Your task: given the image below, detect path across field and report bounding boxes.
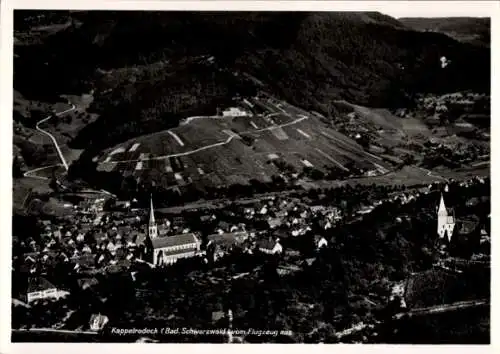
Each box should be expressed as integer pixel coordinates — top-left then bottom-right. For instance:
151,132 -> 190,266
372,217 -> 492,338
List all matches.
101,114 -> 310,165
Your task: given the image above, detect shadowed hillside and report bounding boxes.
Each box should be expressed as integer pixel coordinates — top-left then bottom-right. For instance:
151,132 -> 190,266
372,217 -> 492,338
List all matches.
14,11 -> 490,153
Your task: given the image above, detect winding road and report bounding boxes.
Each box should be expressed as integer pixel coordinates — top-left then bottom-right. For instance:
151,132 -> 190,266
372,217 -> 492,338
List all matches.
22,102 -> 75,179
23,163 -> 63,180
393,299 -> 489,320
35,103 -> 75,171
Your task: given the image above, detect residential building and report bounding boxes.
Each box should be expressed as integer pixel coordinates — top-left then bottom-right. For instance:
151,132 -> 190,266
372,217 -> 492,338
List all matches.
206,231 -> 249,261
89,313 -> 109,332
222,107 -> 250,117
207,231 -> 249,245
257,237 -> 283,255
277,264 -> 301,276
24,277 -> 60,303
77,277 -> 98,291
315,236 -> 328,249
310,205 -> 326,213
267,217 -> 283,229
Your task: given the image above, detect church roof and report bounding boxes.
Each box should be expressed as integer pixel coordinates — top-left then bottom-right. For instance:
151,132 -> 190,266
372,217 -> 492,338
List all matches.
207,231 -> 249,245
314,235 -> 327,243
151,233 -> 199,249
257,238 -> 279,250
27,276 -> 56,293
77,277 -> 99,289
72,253 -> 96,268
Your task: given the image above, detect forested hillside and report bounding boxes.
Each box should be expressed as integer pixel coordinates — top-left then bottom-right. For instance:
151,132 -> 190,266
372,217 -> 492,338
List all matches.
14,11 -> 490,153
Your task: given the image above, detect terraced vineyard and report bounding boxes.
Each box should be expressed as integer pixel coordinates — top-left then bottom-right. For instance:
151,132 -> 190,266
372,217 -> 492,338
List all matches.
95,98 -> 394,189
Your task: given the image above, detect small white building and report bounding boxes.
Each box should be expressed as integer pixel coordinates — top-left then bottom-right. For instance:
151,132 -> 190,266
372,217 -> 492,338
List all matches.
315,236 -> 328,249
90,313 -> 109,332
222,107 -> 250,117
257,238 -> 283,255
25,277 -> 60,303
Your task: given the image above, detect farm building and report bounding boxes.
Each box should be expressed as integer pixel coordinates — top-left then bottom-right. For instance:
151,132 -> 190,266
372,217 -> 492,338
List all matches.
222,107 -> 250,117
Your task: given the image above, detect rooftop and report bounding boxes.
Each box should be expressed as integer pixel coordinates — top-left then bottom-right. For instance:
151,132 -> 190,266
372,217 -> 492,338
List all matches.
27,277 -> 56,293
257,238 -> 279,250
151,233 -> 199,250
208,231 -> 249,245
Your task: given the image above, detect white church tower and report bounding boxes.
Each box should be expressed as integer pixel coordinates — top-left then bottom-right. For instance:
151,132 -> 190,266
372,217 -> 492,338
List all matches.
437,193 -> 455,241
148,195 -> 158,239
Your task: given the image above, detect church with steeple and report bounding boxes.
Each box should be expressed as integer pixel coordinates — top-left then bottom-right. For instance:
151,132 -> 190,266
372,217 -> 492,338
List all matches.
437,192 -> 456,242
143,195 -> 201,267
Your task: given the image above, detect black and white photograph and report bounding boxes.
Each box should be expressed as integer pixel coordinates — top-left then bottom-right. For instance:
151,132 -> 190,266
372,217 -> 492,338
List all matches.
3,0 -> 495,348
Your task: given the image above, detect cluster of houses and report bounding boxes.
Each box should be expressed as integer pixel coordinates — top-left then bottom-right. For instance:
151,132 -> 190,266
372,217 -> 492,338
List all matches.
14,192 -> 344,307
417,92 -> 488,116
139,195 -> 337,267
13,176 -> 489,312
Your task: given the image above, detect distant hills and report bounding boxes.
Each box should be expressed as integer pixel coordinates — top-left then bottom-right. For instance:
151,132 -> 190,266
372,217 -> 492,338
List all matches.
14,11 -> 490,153
399,17 -> 490,47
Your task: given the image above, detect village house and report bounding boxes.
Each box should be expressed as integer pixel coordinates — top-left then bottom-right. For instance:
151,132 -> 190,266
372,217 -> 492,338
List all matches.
310,205 -> 326,214
315,235 -> 328,249
23,276 -> 65,303
77,277 -> 99,291
208,231 -> 249,245
267,217 -> 283,229
275,209 -> 288,218
277,264 -> 301,276
222,107 -> 250,117
72,253 -> 96,271
303,257 -> 317,267
89,313 -> 109,332
257,237 -> 283,255
206,231 -> 250,261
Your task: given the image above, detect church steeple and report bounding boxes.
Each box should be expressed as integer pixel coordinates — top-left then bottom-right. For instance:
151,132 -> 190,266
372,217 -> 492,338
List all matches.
438,193 -> 447,214
149,195 -> 156,225
148,195 -> 158,239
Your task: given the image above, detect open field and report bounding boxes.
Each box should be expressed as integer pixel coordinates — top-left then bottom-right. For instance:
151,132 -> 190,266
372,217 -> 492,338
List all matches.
337,101 -> 432,138
12,177 -> 54,212
436,163 -> 490,180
